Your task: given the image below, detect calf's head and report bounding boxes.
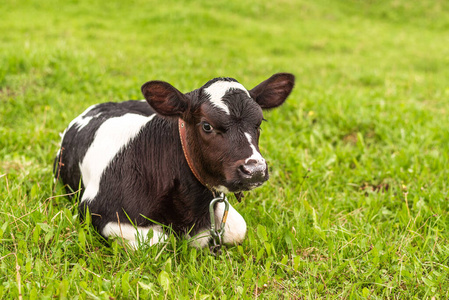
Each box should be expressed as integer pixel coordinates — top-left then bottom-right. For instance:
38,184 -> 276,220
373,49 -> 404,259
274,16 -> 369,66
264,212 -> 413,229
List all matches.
142,73 -> 294,193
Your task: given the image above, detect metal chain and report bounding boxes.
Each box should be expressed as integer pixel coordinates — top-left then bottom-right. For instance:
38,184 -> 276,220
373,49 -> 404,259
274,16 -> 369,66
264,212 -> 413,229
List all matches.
209,193 -> 230,255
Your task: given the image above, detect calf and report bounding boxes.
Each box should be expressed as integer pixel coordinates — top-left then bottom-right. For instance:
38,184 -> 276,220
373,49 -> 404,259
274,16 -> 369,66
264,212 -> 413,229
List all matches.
54,73 -> 294,248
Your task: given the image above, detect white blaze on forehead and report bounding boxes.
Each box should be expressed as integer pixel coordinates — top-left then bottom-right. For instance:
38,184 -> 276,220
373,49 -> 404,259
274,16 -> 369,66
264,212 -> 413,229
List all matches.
244,133 -> 265,164
80,113 -> 156,203
204,81 -> 250,115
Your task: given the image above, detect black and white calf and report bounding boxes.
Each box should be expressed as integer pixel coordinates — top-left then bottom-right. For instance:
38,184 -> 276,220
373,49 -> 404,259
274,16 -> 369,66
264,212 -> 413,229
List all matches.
54,73 -> 295,248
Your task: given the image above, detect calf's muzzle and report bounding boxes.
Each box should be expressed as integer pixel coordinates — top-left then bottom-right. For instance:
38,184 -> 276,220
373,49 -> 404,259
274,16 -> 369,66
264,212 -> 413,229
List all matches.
237,159 -> 268,184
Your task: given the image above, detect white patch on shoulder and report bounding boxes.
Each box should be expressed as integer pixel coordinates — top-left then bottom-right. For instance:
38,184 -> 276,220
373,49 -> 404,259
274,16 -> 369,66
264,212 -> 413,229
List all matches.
204,81 -> 250,115
80,113 -> 156,202
102,222 -> 167,249
244,132 -> 265,164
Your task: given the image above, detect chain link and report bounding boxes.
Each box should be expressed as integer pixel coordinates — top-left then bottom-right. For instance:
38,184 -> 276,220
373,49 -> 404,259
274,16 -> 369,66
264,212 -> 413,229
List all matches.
209,193 -> 230,255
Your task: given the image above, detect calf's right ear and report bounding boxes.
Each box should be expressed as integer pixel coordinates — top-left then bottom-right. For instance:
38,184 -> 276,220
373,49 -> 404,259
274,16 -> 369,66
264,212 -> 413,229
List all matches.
141,81 -> 189,117
249,73 -> 295,109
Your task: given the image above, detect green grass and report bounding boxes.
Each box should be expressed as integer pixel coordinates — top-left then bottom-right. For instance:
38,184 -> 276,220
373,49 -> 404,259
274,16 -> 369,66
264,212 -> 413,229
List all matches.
1,0 -> 449,298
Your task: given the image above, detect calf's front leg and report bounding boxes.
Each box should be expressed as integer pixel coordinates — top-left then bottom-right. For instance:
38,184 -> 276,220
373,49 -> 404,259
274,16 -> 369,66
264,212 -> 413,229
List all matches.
190,202 -> 247,248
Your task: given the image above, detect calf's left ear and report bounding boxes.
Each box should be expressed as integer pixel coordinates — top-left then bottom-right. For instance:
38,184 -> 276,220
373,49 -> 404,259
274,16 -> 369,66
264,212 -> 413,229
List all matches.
249,73 -> 295,109
141,81 -> 189,117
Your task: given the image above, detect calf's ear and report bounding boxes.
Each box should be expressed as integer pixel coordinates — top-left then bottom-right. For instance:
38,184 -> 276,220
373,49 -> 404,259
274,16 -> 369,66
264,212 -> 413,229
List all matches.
249,73 -> 295,109
141,81 -> 189,117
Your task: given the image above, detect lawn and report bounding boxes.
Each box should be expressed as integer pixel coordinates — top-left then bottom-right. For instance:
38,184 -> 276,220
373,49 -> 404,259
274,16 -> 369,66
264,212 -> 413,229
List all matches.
1,0 -> 449,298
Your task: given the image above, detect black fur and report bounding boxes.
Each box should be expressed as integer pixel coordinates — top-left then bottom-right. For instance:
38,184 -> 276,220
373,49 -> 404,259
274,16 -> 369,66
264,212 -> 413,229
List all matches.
55,102 -> 213,236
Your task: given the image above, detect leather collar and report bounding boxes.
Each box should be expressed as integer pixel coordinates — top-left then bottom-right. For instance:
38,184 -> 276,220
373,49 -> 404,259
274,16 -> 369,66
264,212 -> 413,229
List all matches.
178,118 -> 210,189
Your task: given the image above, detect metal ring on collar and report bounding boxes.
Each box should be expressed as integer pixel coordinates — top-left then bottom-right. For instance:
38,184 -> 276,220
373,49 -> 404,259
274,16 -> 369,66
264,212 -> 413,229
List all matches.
209,193 -> 230,249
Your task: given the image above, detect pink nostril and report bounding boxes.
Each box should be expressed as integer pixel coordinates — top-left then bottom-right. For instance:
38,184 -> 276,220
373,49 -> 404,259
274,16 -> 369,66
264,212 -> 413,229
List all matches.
239,164 -> 252,175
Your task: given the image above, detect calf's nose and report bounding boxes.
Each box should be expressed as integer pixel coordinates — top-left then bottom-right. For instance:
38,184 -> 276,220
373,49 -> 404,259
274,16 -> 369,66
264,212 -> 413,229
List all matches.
238,159 -> 266,179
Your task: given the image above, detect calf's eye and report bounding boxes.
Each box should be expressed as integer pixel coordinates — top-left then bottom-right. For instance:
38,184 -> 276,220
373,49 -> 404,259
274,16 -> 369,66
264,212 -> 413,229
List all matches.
202,122 -> 213,133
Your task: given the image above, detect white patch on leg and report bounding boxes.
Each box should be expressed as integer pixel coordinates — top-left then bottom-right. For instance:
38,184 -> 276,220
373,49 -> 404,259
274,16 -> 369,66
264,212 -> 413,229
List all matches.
204,81 -> 250,115
102,222 -> 167,249
80,113 -> 156,203
188,202 -> 247,248
244,132 -> 265,164
188,231 -> 212,248
215,201 -> 247,245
